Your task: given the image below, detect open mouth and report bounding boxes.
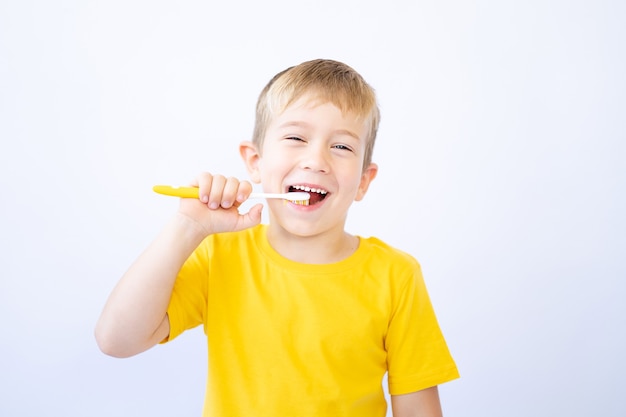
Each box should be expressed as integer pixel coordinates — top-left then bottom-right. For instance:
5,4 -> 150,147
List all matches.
288,185 -> 329,205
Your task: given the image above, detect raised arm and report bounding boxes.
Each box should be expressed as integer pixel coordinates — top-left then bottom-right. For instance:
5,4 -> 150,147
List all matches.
94,173 -> 262,358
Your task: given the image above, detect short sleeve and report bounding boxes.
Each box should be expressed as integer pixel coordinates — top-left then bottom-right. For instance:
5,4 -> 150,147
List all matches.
161,238 -> 210,343
385,260 -> 459,395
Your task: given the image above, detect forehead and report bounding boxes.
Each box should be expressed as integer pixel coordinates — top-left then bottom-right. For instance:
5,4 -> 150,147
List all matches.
268,96 -> 368,138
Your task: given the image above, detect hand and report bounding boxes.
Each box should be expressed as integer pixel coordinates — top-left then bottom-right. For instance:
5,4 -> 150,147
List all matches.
177,172 -> 263,236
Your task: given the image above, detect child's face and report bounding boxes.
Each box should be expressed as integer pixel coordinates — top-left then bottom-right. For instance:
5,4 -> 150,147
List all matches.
242,96 -> 378,238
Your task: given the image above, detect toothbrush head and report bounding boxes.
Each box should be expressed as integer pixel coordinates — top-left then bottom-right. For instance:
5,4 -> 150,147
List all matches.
285,192 -> 310,205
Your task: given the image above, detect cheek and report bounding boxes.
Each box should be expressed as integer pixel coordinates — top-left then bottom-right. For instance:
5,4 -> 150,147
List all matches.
259,155 -> 290,180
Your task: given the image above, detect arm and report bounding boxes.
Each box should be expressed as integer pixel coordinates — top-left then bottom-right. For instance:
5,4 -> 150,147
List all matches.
391,386 -> 443,417
94,173 -> 262,358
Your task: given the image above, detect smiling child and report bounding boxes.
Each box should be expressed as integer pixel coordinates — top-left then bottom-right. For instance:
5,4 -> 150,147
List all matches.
95,58 -> 459,417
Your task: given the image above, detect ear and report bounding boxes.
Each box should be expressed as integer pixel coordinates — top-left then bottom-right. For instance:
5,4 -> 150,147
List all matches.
355,162 -> 378,201
239,141 -> 262,184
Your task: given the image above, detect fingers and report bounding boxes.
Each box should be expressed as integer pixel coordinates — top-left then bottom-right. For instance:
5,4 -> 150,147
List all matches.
206,175 -> 227,209
194,172 -> 253,209
179,173 -> 262,236
234,180 -> 253,206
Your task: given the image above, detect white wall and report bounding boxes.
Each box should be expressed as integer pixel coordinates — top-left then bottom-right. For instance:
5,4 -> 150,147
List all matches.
1,1 -> 624,416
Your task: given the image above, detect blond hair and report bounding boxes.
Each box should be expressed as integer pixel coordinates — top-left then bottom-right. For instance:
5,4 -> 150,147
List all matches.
252,59 -> 380,169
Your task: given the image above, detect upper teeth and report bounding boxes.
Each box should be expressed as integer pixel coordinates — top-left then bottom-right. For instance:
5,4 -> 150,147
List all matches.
292,185 -> 327,194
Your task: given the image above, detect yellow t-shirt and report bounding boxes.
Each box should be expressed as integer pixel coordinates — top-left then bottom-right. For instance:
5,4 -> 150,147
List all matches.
165,224 -> 458,416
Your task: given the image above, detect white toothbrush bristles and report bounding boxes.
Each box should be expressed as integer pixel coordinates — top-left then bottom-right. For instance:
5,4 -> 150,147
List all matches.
286,192 -> 310,205
250,191 -> 310,205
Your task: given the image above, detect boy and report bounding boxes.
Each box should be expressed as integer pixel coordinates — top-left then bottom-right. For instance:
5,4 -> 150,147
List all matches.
95,59 -> 459,416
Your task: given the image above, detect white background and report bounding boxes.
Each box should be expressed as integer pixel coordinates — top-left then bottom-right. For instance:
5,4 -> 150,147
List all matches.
1,1 -> 624,416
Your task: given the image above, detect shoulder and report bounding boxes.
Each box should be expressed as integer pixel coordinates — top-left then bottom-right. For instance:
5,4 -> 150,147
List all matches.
190,225 -> 266,262
202,224 -> 265,246
356,236 -> 425,293
359,236 -> 422,271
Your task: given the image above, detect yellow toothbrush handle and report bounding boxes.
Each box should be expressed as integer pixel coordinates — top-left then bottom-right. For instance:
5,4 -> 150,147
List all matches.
153,185 -> 200,198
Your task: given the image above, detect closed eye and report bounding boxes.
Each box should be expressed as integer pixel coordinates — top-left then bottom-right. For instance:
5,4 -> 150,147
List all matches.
332,144 -> 354,152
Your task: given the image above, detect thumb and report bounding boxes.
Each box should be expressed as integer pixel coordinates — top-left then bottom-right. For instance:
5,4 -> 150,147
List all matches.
235,203 -> 263,231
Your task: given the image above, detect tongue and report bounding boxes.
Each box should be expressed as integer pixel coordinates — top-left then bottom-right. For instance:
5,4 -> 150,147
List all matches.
308,192 -> 325,205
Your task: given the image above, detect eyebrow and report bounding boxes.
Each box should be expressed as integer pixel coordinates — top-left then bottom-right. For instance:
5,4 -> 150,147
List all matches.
278,121 -> 361,140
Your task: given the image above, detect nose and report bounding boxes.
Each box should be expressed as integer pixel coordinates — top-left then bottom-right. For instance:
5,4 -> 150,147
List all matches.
301,143 -> 330,173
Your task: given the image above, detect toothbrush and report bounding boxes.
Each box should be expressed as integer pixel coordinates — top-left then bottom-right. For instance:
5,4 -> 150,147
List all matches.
152,185 -> 310,205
